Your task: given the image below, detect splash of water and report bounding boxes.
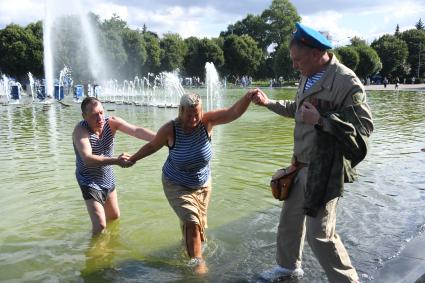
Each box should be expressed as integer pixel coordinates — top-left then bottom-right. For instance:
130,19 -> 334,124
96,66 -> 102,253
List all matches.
162,71 -> 185,107
28,72 -> 35,101
43,0 -> 54,97
43,0 -> 108,99
75,1 -> 108,82
0,75 -> 10,103
205,62 -> 221,111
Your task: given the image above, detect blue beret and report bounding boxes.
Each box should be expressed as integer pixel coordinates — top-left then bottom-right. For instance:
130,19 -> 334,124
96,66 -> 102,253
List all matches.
293,22 -> 333,50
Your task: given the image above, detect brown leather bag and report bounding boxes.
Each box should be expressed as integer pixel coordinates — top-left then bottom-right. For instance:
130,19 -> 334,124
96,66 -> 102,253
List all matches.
270,164 -> 299,201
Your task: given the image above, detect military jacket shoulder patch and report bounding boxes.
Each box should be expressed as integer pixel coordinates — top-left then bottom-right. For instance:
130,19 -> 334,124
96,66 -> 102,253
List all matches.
352,92 -> 366,104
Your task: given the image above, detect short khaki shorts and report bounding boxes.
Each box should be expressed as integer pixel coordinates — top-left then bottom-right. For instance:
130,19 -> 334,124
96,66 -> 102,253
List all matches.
162,174 -> 211,241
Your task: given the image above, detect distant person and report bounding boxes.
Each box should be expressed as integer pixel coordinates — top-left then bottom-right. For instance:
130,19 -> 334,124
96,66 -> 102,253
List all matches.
412,76 -> 416,84
73,97 -> 155,236
252,22 -> 373,283
383,77 -> 388,88
395,77 -> 400,90
129,91 -> 256,275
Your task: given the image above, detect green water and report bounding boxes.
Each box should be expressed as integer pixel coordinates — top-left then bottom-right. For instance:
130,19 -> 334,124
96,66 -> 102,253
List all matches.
0,88 -> 424,282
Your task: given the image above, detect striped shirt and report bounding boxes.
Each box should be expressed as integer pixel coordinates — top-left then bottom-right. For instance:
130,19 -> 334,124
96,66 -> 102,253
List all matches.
162,119 -> 212,188
74,117 -> 115,190
304,70 -> 326,92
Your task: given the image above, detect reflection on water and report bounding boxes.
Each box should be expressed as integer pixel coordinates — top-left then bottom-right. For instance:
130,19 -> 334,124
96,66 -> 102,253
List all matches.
0,89 -> 424,282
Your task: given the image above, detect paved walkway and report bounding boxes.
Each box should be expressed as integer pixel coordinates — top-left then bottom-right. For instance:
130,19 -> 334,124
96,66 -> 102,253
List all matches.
364,83 -> 425,91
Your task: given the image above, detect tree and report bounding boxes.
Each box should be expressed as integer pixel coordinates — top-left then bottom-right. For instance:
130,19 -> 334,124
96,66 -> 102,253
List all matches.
416,18 -> 425,30
355,45 -> 382,80
400,29 -> 425,77
0,23 -> 43,81
142,31 -> 161,74
221,14 -> 269,52
98,21 -> 126,80
160,33 -> 187,72
350,36 -> 367,46
222,34 -> 262,77
371,34 -> 408,77
261,0 -> 301,49
121,29 -> 147,78
334,46 -> 360,72
273,41 -> 297,80
395,24 -> 400,37
25,21 -> 44,77
184,37 -> 224,78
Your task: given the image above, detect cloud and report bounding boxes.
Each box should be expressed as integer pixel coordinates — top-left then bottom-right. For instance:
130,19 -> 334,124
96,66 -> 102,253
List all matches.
0,0 -> 43,27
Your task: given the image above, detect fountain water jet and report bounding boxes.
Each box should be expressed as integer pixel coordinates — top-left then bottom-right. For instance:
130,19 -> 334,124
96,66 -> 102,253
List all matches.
205,62 -> 222,111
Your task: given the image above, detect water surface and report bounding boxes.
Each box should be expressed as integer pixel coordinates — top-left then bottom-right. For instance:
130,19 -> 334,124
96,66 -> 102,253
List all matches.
0,88 -> 424,282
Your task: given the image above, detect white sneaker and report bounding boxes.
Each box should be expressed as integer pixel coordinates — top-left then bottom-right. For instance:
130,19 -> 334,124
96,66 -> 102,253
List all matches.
259,265 -> 304,281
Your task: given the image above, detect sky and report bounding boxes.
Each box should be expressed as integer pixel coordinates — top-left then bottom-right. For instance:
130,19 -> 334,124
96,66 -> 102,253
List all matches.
1,0 -> 425,47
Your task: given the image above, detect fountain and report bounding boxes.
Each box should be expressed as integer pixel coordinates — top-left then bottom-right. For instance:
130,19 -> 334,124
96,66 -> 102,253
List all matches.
43,0 -> 108,100
205,62 -> 222,111
0,75 -> 10,104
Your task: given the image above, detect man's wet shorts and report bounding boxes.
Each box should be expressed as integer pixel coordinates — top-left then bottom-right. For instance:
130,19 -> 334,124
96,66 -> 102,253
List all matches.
80,185 -> 115,205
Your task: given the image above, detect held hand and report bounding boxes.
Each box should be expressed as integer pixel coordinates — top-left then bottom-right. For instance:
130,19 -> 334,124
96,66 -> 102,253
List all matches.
300,101 -> 320,125
251,89 -> 269,106
118,153 -> 134,168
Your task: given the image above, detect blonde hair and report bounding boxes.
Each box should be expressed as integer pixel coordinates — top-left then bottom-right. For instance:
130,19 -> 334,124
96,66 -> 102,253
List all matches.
178,93 -> 201,118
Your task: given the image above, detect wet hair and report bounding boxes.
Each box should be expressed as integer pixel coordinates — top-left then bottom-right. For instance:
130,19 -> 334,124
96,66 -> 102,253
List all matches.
81,97 -> 100,114
178,93 -> 201,118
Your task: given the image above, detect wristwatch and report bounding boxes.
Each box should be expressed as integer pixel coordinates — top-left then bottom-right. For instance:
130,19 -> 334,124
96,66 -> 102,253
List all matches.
314,116 -> 323,130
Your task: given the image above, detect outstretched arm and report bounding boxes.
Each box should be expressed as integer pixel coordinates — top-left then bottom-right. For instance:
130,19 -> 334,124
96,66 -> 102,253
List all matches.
203,89 -> 257,129
109,116 -> 156,141
73,124 -> 132,167
129,121 -> 173,163
252,88 -> 297,118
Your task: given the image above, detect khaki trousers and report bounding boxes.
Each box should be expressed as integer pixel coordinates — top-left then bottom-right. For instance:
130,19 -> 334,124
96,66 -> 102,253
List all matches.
276,167 -> 359,283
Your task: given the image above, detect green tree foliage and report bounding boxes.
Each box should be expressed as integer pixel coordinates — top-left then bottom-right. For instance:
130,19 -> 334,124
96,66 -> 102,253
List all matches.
121,29 -> 147,78
221,14 -> 269,52
183,37 -> 224,78
334,46 -> 359,72
222,34 -> 262,76
261,0 -> 301,49
395,24 -> 400,37
0,23 -> 43,80
160,33 -> 187,72
371,34 -> 408,77
400,29 -> 425,77
350,36 -> 367,46
273,42 -> 297,80
255,57 -> 274,80
142,31 -> 161,75
25,21 -> 44,77
416,18 -> 425,30
99,15 -> 128,80
355,45 -> 382,79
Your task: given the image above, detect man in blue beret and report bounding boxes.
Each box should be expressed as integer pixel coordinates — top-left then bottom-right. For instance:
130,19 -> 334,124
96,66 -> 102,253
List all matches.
252,22 -> 373,283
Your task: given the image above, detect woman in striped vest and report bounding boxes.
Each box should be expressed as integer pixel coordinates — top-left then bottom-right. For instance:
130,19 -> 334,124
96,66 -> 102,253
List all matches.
130,90 -> 257,275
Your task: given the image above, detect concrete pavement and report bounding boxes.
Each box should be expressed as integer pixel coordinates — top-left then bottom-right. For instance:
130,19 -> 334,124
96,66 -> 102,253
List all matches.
364,83 -> 425,91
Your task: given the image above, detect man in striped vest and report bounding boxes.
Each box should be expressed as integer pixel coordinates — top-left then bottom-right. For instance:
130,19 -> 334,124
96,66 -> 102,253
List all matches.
73,97 -> 155,235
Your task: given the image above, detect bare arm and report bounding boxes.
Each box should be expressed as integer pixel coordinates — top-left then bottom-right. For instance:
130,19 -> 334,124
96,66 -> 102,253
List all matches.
73,124 -> 130,167
129,121 -> 173,163
202,89 -> 255,129
108,116 -> 156,141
